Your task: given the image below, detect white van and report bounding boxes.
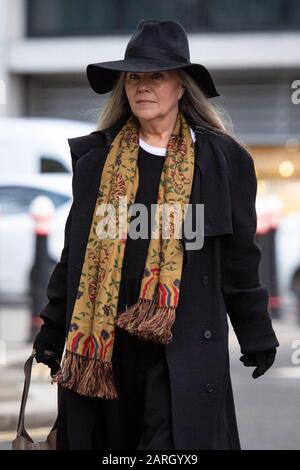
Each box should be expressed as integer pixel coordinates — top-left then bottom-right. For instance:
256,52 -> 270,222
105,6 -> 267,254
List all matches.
275,210 -> 300,318
0,117 -> 93,175
0,117 -> 93,306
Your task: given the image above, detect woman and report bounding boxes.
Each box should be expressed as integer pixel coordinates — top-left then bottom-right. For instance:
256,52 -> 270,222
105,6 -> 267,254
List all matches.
33,19 -> 279,450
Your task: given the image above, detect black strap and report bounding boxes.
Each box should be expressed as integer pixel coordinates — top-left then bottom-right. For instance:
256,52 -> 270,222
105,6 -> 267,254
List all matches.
16,352 -> 58,440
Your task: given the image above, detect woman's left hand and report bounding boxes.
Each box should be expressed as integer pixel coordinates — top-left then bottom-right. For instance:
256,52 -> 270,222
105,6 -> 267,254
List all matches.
239,347 -> 277,379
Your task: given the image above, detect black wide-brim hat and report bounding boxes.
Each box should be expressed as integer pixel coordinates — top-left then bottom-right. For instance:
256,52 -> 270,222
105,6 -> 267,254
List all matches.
86,20 -> 220,99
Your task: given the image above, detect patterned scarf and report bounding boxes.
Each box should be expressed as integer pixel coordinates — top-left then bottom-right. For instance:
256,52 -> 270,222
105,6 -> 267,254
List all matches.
53,110 -> 194,398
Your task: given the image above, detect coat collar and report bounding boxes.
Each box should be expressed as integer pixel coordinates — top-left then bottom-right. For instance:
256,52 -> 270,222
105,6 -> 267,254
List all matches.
68,113 -> 233,240
68,111 -> 202,158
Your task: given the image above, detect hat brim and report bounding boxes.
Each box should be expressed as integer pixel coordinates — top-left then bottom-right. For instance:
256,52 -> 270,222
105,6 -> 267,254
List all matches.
86,58 -> 220,98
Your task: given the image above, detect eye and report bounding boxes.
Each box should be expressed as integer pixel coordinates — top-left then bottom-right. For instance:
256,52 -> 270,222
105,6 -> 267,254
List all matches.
128,73 -> 139,80
152,72 -> 163,79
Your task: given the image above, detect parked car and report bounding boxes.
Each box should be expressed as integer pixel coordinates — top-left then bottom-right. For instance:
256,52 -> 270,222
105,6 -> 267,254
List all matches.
0,117 -> 93,175
0,174 -> 72,305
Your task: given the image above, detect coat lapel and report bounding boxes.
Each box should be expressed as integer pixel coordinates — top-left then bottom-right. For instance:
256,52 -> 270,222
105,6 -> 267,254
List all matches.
193,128 -> 233,237
69,146 -> 108,273
181,124 -> 233,252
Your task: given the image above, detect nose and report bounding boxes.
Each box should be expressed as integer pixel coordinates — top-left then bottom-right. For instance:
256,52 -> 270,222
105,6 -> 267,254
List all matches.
137,81 -> 149,92
136,75 -> 151,90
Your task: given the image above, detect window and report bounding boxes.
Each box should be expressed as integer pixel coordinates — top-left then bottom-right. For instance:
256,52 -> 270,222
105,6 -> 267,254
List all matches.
40,156 -> 68,173
27,0 -> 300,37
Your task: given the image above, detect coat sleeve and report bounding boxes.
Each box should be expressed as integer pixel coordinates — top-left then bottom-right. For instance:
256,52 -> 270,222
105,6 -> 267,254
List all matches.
39,150 -> 78,332
221,138 -> 279,354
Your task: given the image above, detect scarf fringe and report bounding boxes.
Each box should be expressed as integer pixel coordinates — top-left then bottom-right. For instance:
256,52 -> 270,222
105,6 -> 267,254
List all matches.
115,298 -> 176,344
51,349 -> 118,399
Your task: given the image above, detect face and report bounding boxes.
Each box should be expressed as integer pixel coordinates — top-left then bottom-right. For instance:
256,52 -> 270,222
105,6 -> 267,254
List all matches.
124,70 -> 185,123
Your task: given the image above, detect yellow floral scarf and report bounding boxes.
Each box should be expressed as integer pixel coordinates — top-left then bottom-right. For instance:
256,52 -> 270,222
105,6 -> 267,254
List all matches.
54,110 -> 194,398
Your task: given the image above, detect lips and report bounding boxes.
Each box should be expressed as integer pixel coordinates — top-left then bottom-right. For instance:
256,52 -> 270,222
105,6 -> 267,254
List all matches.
137,100 -> 154,103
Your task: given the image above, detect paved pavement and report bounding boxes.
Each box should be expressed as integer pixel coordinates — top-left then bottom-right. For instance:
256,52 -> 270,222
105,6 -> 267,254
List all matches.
0,342 -> 57,438
230,314 -> 300,450
0,306 -> 300,450
0,306 -> 57,449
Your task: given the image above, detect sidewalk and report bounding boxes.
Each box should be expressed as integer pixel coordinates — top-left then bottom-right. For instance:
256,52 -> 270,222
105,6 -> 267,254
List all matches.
0,342 -> 57,432
0,306 -> 57,433
0,307 -> 298,434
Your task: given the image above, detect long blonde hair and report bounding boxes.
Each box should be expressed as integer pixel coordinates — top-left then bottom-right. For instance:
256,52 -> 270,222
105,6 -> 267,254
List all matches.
95,70 -> 240,143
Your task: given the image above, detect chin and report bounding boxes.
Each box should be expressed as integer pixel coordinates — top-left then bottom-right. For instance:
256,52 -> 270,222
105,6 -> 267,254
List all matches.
133,109 -> 160,121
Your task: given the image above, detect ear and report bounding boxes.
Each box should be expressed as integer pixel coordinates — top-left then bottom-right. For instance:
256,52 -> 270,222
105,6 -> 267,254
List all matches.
179,87 -> 186,99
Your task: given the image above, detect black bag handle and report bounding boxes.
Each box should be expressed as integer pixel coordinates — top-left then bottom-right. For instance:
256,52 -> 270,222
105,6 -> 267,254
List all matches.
16,351 -> 60,440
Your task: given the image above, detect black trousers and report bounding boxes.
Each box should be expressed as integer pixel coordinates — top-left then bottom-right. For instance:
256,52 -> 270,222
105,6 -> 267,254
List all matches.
57,325 -> 175,450
136,335 -> 175,450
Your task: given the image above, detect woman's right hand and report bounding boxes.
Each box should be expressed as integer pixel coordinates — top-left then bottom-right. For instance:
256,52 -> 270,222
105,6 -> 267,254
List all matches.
33,321 -> 66,376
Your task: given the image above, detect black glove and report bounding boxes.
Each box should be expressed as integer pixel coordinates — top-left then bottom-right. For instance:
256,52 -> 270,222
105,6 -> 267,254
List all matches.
239,347 -> 277,379
33,321 -> 66,376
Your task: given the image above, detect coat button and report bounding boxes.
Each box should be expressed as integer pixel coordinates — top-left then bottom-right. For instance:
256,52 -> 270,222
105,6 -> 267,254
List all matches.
205,384 -> 214,393
203,330 -> 212,339
201,275 -> 208,285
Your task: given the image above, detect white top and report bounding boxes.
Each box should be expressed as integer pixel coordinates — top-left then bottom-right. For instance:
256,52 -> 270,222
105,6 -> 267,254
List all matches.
139,127 -> 196,156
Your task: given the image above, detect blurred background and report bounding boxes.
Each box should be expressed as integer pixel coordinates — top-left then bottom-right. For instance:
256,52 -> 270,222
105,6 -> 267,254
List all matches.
0,0 -> 300,450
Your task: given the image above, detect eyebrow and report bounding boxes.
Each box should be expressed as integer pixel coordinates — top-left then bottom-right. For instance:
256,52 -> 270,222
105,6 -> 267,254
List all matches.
127,71 -> 164,77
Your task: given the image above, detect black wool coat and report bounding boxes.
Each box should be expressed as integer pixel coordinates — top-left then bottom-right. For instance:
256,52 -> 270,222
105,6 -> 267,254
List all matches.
40,113 -> 279,450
